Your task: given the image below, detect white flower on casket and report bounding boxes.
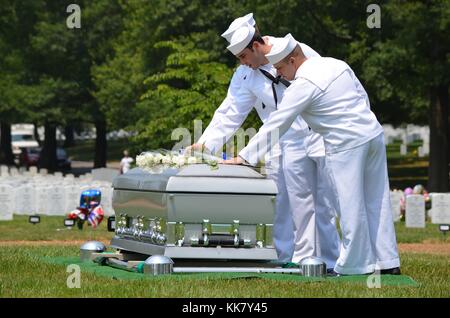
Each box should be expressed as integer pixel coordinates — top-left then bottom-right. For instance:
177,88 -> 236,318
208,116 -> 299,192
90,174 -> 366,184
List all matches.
136,150 -> 219,170
161,155 -> 172,165
187,156 -> 198,164
136,154 -> 145,167
137,153 -> 153,167
172,155 -> 186,167
153,153 -> 164,164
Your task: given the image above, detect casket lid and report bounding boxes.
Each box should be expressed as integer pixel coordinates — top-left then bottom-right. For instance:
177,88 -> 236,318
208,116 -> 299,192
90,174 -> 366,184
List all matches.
112,167 -> 179,191
112,164 -> 271,193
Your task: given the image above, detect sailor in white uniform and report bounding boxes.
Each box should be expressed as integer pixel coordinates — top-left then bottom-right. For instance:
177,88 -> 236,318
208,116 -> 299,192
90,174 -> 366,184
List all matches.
190,15 -> 340,268
226,33 -> 400,275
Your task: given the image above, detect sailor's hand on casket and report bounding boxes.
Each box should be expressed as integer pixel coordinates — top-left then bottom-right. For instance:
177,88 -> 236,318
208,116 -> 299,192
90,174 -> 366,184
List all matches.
184,143 -> 210,156
220,156 -> 245,165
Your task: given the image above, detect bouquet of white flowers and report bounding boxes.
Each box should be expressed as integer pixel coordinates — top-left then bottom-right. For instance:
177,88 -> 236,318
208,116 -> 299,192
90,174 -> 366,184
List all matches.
136,149 -> 219,172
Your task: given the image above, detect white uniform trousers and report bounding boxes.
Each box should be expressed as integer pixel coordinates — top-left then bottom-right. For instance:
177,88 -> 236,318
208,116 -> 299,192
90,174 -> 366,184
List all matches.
282,138 -> 341,268
305,133 -> 341,269
264,145 -> 294,263
326,133 -> 400,274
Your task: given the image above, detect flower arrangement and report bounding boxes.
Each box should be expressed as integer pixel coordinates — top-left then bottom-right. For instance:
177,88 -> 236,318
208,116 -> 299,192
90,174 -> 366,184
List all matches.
136,149 -> 219,172
397,184 -> 431,221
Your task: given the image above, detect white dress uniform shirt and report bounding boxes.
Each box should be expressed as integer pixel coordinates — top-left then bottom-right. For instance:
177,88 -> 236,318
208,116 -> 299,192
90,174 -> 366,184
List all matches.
239,57 -> 384,165
238,56 -> 399,274
197,40 -> 320,154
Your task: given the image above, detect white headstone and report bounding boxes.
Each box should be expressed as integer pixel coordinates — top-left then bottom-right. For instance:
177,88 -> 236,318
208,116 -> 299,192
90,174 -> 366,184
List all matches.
0,184 -> 14,220
430,193 -> 450,224
29,166 -> 38,176
35,185 -> 50,215
39,168 -> 48,175
0,166 -> 9,177
54,172 -> 63,179
400,144 -> 407,156
64,185 -> 82,213
84,173 -> 93,181
47,186 -> 66,215
10,167 -> 19,176
99,184 -> 114,216
422,140 -> 430,156
390,191 -> 403,222
15,184 -> 36,215
418,146 -> 425,158
405,194 -> 426,228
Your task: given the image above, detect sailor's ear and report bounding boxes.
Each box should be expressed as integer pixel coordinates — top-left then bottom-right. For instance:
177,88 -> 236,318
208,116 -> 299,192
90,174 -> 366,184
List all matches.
252,41 -> 262,50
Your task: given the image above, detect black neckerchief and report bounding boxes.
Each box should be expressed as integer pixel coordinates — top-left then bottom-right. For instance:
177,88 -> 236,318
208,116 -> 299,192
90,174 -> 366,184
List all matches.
259,68 -> 291,109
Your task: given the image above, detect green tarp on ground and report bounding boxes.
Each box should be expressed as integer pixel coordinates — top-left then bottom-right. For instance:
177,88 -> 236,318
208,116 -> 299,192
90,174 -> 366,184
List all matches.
42,256 -> 419,287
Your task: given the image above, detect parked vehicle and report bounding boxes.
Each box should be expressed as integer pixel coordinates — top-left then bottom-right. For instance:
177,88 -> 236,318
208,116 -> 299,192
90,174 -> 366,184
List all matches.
11,130 -> 39,156
18,147 -> 71,170
57,147 -> 72,170
19,147 -> 41,168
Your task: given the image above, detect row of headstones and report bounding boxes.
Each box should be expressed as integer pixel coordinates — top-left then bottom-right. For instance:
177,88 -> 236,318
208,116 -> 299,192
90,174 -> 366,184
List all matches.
0,165 -> 94,180
398,143 -> 429,157
0,180 -> 114,220
0,165 -> 119,218
390,191 -> 450,227
1,165 -> 119,183
383,124 -> 429,145
383,124 -> 430,156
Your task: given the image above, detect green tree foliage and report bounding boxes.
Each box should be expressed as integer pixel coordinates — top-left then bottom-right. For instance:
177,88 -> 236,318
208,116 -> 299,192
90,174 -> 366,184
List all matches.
348,0 -> 449,190
1,1 -> 448,189
134,35 -> 233,151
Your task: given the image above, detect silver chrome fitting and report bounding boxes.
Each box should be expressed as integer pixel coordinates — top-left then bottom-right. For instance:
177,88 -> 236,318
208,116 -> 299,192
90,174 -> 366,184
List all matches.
232,220 -> 240,247
202,219 -> 211,246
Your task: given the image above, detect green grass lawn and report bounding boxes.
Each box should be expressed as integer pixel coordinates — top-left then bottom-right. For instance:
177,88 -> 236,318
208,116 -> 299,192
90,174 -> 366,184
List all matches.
0,215 -> 113,242
0,216 -> 449,297
1,245 -> 448,297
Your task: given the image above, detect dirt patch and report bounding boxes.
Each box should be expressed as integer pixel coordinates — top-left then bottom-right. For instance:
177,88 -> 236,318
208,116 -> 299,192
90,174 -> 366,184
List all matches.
0,240 -> 110,247
398,243 -> 450,256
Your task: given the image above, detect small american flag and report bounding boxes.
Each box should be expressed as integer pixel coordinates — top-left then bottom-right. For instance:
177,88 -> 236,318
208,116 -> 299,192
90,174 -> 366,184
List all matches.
88,205 -> 104,228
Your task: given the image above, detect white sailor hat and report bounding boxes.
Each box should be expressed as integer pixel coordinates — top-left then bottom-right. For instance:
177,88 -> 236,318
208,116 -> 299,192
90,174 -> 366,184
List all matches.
221,13 -> 256,42
265,33 -> 298,65
226,23 -> 256,55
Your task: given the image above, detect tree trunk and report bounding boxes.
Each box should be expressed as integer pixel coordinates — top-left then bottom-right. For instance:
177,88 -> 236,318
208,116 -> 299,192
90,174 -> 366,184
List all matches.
94,119 -> 107,168
427,85 -> 449,192
64,125 -> 75,148
0,122 -> 15,166
38,122 -> 58,172
33,123 -> 41,145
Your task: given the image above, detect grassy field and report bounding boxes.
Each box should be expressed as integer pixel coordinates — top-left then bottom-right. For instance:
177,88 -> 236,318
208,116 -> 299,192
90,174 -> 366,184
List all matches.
0,216 -> 449,298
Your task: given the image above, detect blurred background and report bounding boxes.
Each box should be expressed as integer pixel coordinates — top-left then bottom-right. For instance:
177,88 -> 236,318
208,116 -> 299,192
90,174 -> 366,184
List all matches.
0,0 -> 448,191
